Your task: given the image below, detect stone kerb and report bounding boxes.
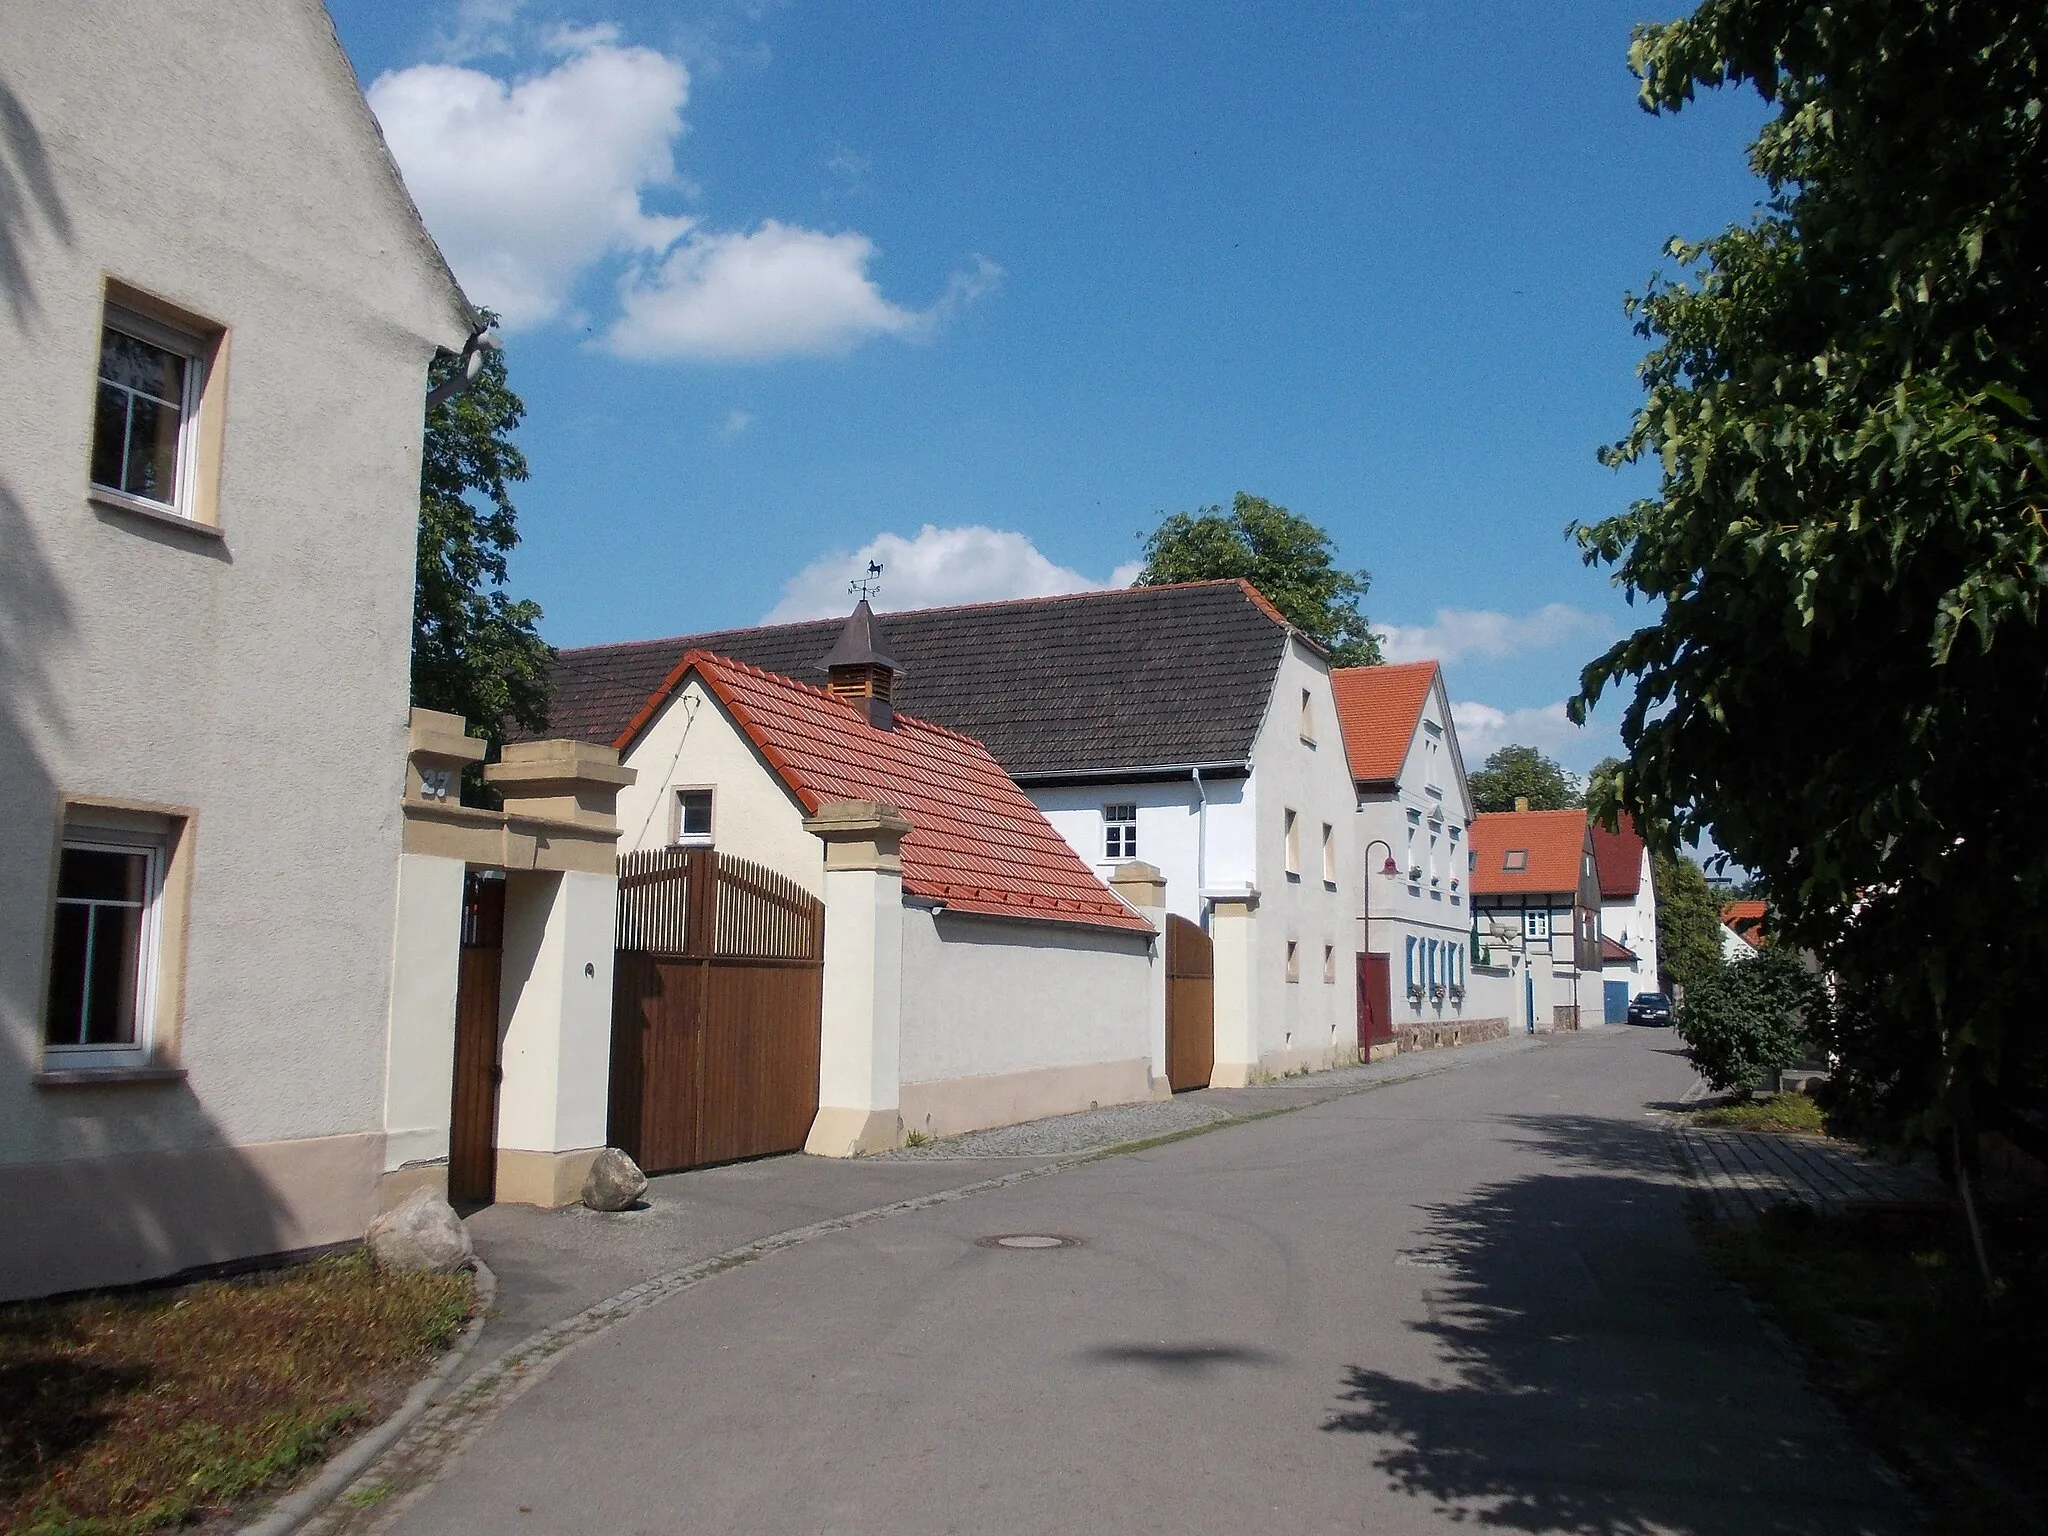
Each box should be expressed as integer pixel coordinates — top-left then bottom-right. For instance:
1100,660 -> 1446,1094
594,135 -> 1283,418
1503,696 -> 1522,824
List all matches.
802,800 -> 914,1156
1107,861 -> 1171,1099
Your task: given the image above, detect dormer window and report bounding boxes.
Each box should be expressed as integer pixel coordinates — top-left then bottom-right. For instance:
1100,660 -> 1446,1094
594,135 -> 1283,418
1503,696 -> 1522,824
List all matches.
1503,849 -> 1529,872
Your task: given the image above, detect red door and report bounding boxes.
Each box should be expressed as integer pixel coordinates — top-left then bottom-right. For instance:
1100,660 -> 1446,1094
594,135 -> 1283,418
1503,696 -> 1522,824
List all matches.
1357,953 -> 1393,1054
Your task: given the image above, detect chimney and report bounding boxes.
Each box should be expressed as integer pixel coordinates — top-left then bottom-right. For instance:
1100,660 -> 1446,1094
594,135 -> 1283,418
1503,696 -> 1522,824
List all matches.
818,598 -> 902,729
1514,796 -> 1530,813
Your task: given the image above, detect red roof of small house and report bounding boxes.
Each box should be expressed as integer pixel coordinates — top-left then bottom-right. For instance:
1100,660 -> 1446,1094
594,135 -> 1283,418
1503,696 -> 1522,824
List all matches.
1330,662 -> 1439,786
1590,813 -> 1646,901
1723,900 -> 1767,948
1471,810 -> 1590,897
647,651 -> 1151,935
1599,934 -> 1637,964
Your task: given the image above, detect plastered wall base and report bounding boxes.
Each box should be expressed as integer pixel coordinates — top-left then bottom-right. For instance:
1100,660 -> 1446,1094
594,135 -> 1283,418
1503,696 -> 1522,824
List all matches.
494,1146 -> 602,1209
376,1163 -> 448,1211
1209,1062 -> 1254,1089
806,1107 -> 902,1158
900,1058 -> 1151,1139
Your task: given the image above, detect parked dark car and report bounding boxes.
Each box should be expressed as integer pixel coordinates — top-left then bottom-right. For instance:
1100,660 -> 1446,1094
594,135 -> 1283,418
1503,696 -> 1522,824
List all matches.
1627,992 -> 1673,1025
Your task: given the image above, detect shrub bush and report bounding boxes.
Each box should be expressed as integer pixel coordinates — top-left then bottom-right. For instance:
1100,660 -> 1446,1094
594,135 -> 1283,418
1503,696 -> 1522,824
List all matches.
1677,946 -> 1819,1095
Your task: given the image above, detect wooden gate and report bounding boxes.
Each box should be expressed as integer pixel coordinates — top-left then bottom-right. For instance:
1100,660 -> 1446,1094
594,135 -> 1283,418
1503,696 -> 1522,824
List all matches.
449,872 -> 505,1204
1358,952 -> 1393,1055
609,848 -> 825,1175
1164,914 -> 1215,1092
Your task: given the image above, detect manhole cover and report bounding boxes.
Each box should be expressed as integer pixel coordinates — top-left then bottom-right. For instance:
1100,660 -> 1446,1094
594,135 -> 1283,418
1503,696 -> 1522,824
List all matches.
977,1234 -> 1080,1250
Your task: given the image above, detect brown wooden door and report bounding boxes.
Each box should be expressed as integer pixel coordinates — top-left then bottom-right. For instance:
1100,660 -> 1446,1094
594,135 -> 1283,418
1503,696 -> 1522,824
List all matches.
610,851 -> 824,1175
1358,952 -> 1393,1053
449,873 -> 505,1204
1165,914 -> 1215,1092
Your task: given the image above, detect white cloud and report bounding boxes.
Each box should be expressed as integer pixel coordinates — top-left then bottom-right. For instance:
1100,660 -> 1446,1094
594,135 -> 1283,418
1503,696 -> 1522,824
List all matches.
1379,604 -> 1607,666
606,229 -> 1000,361
370,33 -> 995,357
719,408 -> 753,435
369,40 -> 692,328
1450,699 -> 1583,762
764,525 -> 1133,622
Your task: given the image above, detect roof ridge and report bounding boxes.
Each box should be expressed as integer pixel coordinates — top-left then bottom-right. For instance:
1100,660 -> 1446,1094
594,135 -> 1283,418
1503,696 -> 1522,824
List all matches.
689,648 -> 995,752
551,577 -> 1292,660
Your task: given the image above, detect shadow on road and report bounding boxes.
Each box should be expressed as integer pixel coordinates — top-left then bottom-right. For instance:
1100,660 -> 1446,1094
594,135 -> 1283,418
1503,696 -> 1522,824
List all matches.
1318,1112 -> 1902,1536
1076,1343 -> 1281,1378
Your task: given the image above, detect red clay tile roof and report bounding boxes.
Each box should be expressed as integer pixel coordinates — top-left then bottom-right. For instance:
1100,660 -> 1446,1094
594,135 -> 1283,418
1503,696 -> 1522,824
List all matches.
1599,934 -> 1637,964
671,651 -> 1151,935
1330,662 -> 1439,786
1590,813 -> 1646,901
1471,810 -> 1591,897
1722,900 -> 1767,948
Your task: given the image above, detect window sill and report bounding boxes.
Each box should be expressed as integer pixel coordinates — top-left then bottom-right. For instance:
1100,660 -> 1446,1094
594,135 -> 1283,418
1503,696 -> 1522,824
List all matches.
34,1065 -> 189,1087
89,489 -> 224,540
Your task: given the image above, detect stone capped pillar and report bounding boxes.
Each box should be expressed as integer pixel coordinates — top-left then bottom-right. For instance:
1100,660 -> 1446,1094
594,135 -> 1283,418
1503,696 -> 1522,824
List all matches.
1107,861 -> 1171,1100
1207,890 -> 1259,1087
803,799 -> 912,1156
481,741 -> 633,1208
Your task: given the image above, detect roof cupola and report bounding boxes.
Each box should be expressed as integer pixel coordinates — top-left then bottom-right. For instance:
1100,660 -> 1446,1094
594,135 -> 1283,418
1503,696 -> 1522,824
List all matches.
818,599 -> 902,729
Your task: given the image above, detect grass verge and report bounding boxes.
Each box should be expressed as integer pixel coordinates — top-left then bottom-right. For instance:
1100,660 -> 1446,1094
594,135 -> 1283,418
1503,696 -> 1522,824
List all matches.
1,1251 -> 474,1536
1685,1091 -> 1829,1135
1697,1203 -> 2047,1534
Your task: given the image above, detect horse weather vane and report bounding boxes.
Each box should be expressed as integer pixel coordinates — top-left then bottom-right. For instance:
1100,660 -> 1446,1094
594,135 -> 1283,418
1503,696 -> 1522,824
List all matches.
849,561 -> 884,602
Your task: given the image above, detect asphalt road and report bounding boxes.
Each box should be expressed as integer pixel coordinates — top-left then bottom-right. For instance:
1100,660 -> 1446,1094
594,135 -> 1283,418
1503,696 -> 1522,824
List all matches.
390,1027 -> 1909,1535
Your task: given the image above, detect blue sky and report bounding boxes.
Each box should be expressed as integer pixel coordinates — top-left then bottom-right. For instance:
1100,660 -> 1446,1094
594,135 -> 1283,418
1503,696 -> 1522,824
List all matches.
329,0 -> 1770,774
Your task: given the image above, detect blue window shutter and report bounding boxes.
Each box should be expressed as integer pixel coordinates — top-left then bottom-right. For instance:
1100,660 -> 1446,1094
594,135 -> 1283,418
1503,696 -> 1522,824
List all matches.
1405,936 -> 1416,990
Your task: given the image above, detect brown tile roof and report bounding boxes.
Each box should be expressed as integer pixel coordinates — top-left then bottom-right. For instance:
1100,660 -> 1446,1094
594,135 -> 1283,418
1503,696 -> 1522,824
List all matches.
1590,813 -> 1646,901
1471,809 -> 1590,897
1722,900 -> 1768,948
1330,662 -> 1438,786
535,580 -> 1294,779
673,651 -> 1151,934
1599,934 -> 1637,964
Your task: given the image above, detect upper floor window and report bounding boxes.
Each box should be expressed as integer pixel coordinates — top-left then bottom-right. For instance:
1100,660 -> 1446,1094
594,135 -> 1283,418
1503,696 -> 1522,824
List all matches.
1321,823 -> 1335,886
1299,689 -> 1316,744
1523,908 -> 1551,941
1323,943 -> 1336,984
88,289 -> 227,527
1503,849 -> 1529,872
1104,803 -> 1138,861
675,788 -> 714,846
1285,939 -> 1301,983
1284,808 -> 1300,878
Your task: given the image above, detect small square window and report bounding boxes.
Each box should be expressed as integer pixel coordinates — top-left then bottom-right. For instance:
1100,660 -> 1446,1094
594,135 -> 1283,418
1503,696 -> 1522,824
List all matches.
1104,803 -> 1138,861
1503,849 -> 1529,872
44,833 -> 167,1068
1286,939 -> 1300,983
675,788 -> 714,845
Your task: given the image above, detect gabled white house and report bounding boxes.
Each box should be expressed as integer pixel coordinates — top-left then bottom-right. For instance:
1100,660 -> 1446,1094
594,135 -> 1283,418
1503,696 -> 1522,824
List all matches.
1331,662 -> 1509,1054
540,581 -> 1366,1084
1591,814 -> 1661,1021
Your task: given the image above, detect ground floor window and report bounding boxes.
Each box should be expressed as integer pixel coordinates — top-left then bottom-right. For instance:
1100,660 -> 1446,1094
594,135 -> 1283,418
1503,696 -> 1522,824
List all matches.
44,832 -> 165,1067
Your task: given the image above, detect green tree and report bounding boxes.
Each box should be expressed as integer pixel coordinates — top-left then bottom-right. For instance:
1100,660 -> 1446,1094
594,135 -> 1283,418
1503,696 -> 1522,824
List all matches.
1677,944 -> 1818,1097
413,326 -> 552,751
1468,745 -> 1580,813
1652,849 -> 1727,999
1572,2 -> 2048,1160
1136,493 -> 1383,665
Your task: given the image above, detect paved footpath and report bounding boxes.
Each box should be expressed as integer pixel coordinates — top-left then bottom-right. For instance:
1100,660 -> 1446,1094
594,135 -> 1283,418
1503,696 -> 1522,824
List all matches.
344,1028 -> 1912,1535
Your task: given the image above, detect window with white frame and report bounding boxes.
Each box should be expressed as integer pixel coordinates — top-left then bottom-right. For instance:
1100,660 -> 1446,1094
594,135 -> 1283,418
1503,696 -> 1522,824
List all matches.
1284,808 -> 1300,878
674,788 -> 714,845
44,833 -> 166,1067
91,312 -> 204,515
1103,803 -> 1138,861
1523,908 -> 1551,941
